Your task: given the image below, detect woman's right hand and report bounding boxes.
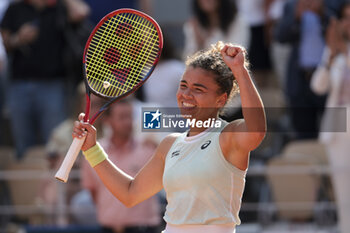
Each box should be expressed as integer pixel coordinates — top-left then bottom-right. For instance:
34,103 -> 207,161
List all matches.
72,113 -> 97,151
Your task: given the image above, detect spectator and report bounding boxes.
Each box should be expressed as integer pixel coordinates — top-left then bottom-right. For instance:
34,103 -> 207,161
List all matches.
274,0 -> 329,139
238,0 -> 273,87
311,3 -> 350,232
182,0 -> 249,59
266,0 -> 290,88
81,99 -> 161,233
0,0 -> 90,159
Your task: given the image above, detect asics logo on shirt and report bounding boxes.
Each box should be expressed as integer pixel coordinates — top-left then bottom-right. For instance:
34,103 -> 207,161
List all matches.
171,150 -> 180,158
201,140 -> 211,150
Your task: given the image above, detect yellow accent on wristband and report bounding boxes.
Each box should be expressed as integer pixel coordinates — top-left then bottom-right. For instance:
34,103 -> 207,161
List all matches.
83,142 -> 108,167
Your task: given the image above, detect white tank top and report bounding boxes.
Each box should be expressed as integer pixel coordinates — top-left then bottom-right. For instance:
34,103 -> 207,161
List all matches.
163,120 -> 247,226
162,223 -> 236,233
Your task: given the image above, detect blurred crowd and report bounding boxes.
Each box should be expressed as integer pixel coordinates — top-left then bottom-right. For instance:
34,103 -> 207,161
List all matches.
0,0 -> 350,233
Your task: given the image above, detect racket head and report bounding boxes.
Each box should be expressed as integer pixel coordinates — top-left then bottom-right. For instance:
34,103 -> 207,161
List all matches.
83,8 -> 163,101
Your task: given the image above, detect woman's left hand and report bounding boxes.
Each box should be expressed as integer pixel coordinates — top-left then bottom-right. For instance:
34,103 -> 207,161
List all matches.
220,45 -> 246,73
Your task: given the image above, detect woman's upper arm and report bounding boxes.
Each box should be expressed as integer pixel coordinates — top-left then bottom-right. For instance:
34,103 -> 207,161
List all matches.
219,120 -> 264,170
128,133 -> 179,206
225,120 -> 265,151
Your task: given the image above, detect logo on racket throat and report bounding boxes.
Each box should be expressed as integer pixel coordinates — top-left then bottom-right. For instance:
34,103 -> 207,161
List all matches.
143,109 -> 162,129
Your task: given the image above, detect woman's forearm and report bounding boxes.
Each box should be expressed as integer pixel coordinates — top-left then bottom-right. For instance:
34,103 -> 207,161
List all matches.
234,67 -> 266,133
82,140 -> 165,208
83,143 -> 135,206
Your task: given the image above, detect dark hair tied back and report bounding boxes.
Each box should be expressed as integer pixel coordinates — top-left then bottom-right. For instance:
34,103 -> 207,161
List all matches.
185,41 -> 249,104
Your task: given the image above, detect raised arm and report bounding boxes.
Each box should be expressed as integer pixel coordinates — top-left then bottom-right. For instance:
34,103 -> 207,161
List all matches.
73,114 -> 177,207
220,45 -> 266,165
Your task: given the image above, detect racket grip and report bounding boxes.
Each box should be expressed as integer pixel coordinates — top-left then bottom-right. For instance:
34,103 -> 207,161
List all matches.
55,136 -> 86,183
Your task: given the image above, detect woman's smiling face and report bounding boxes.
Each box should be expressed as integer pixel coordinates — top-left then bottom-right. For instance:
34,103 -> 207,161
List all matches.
176,66 -> 227,120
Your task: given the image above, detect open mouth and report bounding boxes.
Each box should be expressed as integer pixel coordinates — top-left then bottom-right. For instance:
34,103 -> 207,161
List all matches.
182,102 -> 196,108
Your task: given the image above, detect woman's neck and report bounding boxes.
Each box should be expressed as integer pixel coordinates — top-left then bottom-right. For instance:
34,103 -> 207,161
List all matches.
187,127 -> 207,137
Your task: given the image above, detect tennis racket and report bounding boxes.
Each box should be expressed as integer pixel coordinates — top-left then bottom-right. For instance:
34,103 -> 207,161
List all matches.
55,8 -> 163,182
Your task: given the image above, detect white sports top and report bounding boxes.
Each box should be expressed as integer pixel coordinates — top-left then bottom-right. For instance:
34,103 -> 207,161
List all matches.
162,120 -> 247,227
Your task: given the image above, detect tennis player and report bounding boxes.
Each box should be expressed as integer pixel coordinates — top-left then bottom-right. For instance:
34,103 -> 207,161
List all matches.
73,42 -> 266,233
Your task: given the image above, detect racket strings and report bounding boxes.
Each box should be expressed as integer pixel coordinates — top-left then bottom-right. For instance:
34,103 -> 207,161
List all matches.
85,12 -> 161,97
106,14 -> 159,85
93,15 -> 159,92
102,15 -> 156,95
87,17 -> 132,95
92,17 -> 133,96
88,20 -> 156,96
87,16 -> 137,94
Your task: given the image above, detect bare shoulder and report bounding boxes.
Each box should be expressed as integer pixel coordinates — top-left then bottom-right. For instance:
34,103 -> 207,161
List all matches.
156,133 -> 182,161
220,118 -> 263,149
220,116 -> 265,157
220,119 -> 246,142
223,119 -> 245,132
161,133 -> 182,144
219,120 -> 250,171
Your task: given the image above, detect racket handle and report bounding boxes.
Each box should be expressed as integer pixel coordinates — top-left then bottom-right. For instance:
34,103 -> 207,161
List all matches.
55,136 -> 86,183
